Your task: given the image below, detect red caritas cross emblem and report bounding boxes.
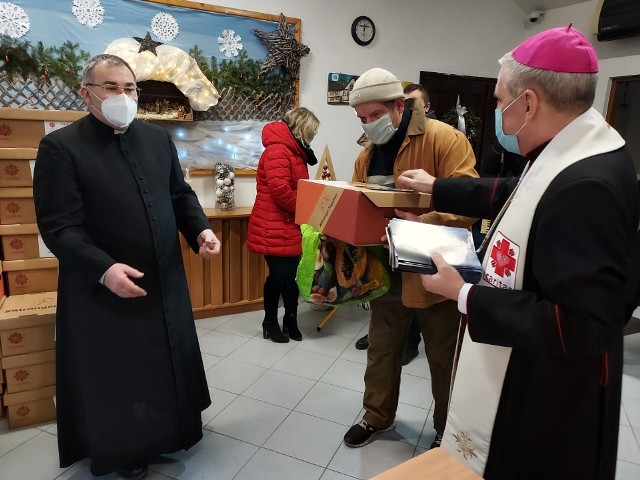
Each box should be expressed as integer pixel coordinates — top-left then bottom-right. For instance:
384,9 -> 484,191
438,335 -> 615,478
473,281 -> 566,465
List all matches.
16,405 -> 31,417
8,331 -> 24,344
483,231 -> 520,290
15,273 -> 28,286
4,164 -> 19,176
490,238 -> 517,277
10,238 -> 23,250
14,369 -> 29,382
6,201 -> 20,214
0,124 -> 12,136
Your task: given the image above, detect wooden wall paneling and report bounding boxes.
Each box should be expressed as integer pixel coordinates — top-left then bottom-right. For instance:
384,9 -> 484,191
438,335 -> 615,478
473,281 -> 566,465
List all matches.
210,218 -> 225,306
241,219 -> 249,300
222,220 -> 231,303
227,218 -> 243,304
188,240 -> 204,308
248,251 -> 266,300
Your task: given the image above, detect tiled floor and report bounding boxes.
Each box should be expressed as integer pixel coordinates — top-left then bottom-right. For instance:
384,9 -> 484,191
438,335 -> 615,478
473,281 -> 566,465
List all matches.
1,303 -> 640,480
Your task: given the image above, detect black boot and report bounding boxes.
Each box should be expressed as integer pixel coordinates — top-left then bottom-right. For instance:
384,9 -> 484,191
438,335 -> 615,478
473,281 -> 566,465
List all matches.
282,312 -> 302,341
262,320 -> 289,343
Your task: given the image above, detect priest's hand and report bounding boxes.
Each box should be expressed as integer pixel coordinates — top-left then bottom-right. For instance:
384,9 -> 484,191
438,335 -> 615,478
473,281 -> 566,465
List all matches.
397,169 -> 436,193
103,263 -> 148,298
198,229 -> 221,259
420,252 -> 465,301
393,208 -> 422,222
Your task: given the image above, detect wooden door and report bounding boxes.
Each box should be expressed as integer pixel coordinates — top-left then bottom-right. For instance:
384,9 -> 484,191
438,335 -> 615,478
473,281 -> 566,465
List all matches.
419,71 -> 497,165
606,75 -> 640,175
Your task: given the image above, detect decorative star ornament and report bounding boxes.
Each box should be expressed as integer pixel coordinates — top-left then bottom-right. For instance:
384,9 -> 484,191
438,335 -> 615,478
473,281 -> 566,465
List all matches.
133,32 -> 163,55
253,13 -> 310,80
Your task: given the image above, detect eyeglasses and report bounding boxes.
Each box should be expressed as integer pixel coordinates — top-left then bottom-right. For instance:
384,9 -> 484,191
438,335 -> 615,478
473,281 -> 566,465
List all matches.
85,83 -> 141,97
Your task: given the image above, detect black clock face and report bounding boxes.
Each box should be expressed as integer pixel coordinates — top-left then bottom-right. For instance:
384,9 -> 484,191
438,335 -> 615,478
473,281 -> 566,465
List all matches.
351,16 -> 375,46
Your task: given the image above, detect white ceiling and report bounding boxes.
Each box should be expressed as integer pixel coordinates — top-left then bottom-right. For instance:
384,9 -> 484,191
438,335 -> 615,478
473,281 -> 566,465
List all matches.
513,0 -> 591,13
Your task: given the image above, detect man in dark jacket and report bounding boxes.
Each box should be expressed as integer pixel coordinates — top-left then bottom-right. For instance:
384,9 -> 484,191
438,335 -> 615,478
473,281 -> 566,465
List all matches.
33,54 -> 220,479
397,26 -> 638,480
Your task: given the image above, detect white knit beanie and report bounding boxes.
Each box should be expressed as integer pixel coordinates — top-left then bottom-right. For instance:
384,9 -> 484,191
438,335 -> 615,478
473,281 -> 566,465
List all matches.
348,67 -> 404,107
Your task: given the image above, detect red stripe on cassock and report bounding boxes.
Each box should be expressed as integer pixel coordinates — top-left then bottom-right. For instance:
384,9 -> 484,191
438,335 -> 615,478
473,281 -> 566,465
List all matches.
555,304 -> 568,357
489,178 -> 500,217
600,353 -> 609,387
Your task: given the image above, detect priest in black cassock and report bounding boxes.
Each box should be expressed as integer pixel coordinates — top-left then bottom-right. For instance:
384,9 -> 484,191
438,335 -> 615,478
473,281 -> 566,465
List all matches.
33,54 -> 221,479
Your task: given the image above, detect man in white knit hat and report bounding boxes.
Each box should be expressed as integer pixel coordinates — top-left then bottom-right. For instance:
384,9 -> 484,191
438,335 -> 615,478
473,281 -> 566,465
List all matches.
343,67 -> 479,448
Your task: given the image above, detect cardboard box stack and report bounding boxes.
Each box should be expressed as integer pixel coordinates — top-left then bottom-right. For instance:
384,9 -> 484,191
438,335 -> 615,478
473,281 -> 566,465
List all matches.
0,108 -> 84,427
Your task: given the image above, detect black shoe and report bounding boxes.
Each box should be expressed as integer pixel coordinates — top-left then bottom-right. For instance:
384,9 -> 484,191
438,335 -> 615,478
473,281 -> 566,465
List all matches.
282,312 -> 302,341
343,420 -> 395,447
262,321 -> 289,343
429,433 -> 443,449
116,464 -> 148,479
355,334 -> 369,350
402,348 -> 419,366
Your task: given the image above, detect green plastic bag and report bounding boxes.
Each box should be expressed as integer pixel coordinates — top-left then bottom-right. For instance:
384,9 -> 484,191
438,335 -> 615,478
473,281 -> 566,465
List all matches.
297,224 -> 390,306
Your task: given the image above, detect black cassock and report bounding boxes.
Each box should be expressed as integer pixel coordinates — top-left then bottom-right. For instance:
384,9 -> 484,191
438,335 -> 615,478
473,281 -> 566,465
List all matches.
34,114 -> 211,475
434,148 -> 639,480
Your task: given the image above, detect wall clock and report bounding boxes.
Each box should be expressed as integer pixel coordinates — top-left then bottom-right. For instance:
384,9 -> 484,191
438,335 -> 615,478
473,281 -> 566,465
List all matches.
351,16 -> 375,46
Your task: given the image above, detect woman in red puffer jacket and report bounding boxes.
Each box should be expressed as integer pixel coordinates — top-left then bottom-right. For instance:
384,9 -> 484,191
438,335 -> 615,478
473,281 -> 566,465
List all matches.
248,107 -> 320,343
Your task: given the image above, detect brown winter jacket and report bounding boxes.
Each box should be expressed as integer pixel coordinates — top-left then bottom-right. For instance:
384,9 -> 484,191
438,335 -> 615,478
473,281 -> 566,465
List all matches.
352,98 -> 478,308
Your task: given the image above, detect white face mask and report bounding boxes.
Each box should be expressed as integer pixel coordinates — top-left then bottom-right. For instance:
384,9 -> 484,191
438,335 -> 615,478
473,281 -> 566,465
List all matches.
361,113 -> 398,145
89,91 -> 138,129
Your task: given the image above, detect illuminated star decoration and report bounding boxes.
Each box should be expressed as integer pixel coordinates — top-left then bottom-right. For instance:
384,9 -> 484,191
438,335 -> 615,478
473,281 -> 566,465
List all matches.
253,13 -> 310,80
133,31 -> 163,55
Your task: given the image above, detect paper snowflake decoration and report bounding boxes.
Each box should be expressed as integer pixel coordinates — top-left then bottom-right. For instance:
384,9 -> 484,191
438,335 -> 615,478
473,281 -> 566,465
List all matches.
218,29 -> 243,58
71,0 -> 105,28
0,2 -> 30,39
151,12 -> 179,42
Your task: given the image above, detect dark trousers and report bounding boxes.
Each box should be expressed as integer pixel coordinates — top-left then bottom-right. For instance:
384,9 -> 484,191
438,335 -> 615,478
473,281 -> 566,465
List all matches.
362,274 -> 459,436
263,255 -> 300,321
406,314 -> 422,352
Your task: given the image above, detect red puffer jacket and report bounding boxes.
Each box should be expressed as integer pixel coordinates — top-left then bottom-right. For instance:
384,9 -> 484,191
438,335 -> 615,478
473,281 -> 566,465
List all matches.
247,121 -> 310,256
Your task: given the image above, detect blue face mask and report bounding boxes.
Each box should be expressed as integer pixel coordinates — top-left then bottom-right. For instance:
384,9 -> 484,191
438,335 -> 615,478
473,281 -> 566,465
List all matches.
495,92 -> 527,155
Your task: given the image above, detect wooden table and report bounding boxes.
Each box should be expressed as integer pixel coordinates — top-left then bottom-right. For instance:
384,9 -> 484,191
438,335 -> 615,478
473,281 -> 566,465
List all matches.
370,448 -> 483,480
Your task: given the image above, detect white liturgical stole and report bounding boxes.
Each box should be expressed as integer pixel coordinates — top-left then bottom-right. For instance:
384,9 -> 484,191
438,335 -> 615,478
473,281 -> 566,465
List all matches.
441,108 -> 625,475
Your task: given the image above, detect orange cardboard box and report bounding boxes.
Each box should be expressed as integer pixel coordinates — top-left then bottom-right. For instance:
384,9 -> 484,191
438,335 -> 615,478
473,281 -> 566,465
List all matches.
2,349 -> 55,393
0,187 -> 35,224
0,148 -> 38,187
0,292 -> 56,356
295,180 -> 432,245
3,258 -> 58,295
0,223 -> 54,260
3,384 -> 55,429
0,107 -> 86,148
370,447 -> 483,480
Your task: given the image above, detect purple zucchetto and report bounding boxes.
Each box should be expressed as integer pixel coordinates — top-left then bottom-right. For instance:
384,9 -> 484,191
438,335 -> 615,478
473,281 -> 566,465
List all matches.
512,24 -> 598,73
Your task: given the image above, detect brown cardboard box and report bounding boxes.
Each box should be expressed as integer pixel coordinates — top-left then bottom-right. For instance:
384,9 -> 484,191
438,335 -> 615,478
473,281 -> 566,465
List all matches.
2,349 -> 55,393
370,447 -> 483,479
295,180 -> 431,245
0,187 -> 35,224
3,258 -> 58,295
3,384 -> 56,428
0,107 -> 86,148
0,260 -> 5,303
0,292 -> 56,356
0,148 -> 38,187
0,223 -> 54,260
